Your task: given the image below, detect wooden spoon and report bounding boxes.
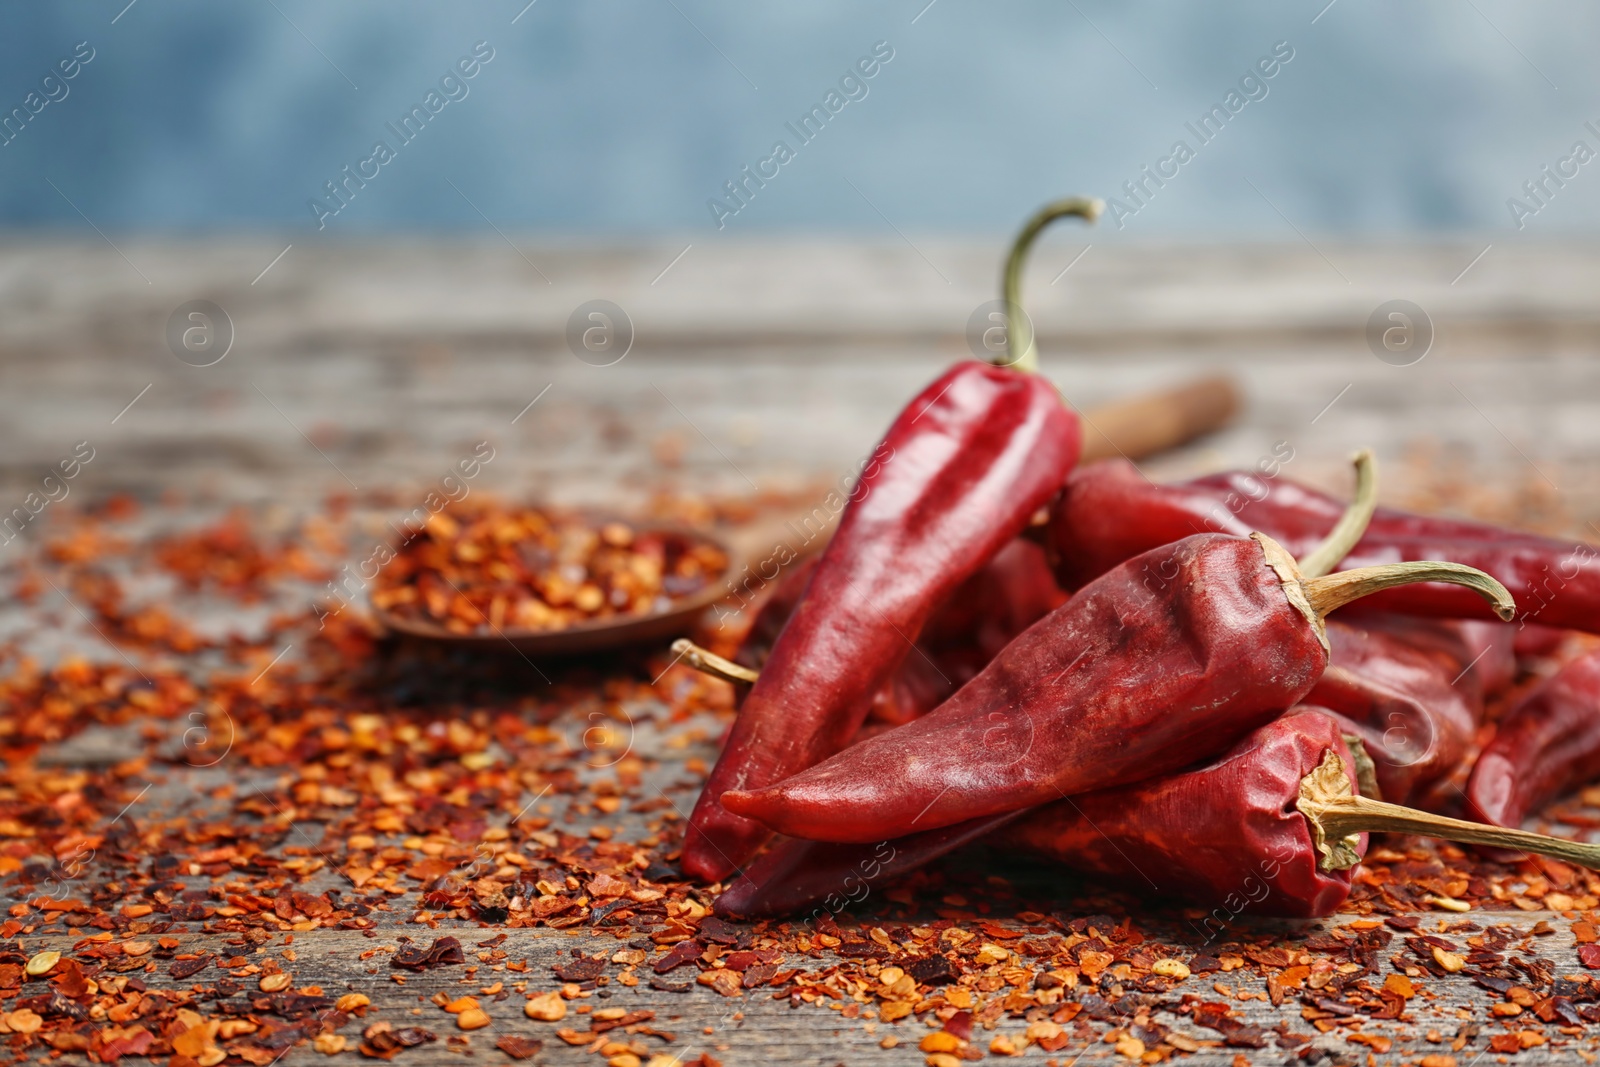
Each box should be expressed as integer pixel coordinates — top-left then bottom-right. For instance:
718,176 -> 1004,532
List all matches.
371,374 -> 1239,657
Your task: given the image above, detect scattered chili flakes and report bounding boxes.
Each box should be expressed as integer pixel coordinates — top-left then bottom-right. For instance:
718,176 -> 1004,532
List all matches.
392,936 -> 465,971
524,993 -> 567,1022
495,1034 -> 544,1060
2,489 -> 1599,1067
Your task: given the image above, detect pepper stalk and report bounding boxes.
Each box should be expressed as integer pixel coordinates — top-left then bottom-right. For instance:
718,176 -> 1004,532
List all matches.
670,638 -> 757,685
1297,749 -> 1600,872
1249,449 -> 1513,651
999,198 -> 1104,374
1295,448 -> 1377,579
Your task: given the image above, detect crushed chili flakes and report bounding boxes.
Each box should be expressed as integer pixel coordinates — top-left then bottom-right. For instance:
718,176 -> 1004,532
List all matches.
370,501 -> 729,634
0,486 -> 1599,1064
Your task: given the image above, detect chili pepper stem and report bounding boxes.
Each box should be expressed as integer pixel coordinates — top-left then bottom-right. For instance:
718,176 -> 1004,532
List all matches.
670,639 -> 758,685
1000,198 -> 1104,374
1301,562 -> 1515,622
1255,533 -> 1513,652
1296,449 -> 1376,579
1297,749 -> 1600,872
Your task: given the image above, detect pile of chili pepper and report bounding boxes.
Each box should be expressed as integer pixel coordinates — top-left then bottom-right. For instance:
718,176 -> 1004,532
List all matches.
678,197 -> 1600,929
679,201 -> 1098,882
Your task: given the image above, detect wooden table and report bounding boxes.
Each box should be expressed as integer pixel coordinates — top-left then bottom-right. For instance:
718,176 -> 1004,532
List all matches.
4,238 -> 1600,1065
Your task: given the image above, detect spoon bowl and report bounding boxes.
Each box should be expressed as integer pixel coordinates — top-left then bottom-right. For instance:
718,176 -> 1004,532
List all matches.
371,521 -> 738,657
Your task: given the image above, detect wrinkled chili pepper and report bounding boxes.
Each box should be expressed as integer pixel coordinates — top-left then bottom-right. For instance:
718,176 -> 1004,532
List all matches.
723,463 -> 1516,844
1008,707 -> 1600,917
1308,617 -> 1512,807
715,699 -> 1599,919
1047,457 -> 1600,631
731,539 -> 1066,727
1467,645 -> 1600,833
701,613 -> 1502,916
680,201 -> 1099,880
1010,710 -> 1367,917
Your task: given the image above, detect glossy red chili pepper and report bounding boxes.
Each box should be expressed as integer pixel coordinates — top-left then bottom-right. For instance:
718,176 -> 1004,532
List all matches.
680,360 -> 1083,880
680,194 -> 1114,881
722,531 -> 1514,844
1466,645 -> 1600,833
734,539 -> 1066,727
1047,459 -> 1600,631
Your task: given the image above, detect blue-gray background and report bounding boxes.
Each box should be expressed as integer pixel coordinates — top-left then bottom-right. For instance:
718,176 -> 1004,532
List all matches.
2,0 -> 1595,236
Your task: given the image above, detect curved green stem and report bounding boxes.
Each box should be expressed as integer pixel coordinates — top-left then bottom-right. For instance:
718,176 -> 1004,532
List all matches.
1254,531 -> 1514,655
1297,449 -> 1377,579
1302,562 -> 1515,622
999,197 -> 1104,373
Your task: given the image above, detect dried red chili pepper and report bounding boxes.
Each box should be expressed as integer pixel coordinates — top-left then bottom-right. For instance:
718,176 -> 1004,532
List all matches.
681,201 -> 1099,880
713,811 -> 1019,919
1008,708 -> 1600,918
1047,457 -> 1600,630
722,460 -> 1515,844
702,613 -> 1498,916
730,539 -> 1065,727
1466,645 -> 1600,833
1307,617 -> 1512,808
715,699 -> 1596,920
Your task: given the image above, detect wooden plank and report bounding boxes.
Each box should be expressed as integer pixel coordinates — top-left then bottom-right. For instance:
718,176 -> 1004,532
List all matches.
4,914 -> 1596,1065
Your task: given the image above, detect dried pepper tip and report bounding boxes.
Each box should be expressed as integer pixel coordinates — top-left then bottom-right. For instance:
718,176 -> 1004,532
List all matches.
1297,747 -> 1600,873
670,638 -> 758,685
1295,448 -> 1376,579
998,196 -> 1104,374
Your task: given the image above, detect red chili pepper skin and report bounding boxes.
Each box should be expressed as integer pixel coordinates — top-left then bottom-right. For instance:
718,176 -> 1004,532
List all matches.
715,620 -> 1486,919
1466,647 -> 1600,832
1374,618 -> 1517,706
1006,711 -> 1365,919
737,540 -> 1067,728
682,362 -> 1081,881
713,812 -> 1020,919
1307,619 -> 1494,807
721,533 -> 1328,843
1513,622 -> 1575,665
1047,459 -> 1600,630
